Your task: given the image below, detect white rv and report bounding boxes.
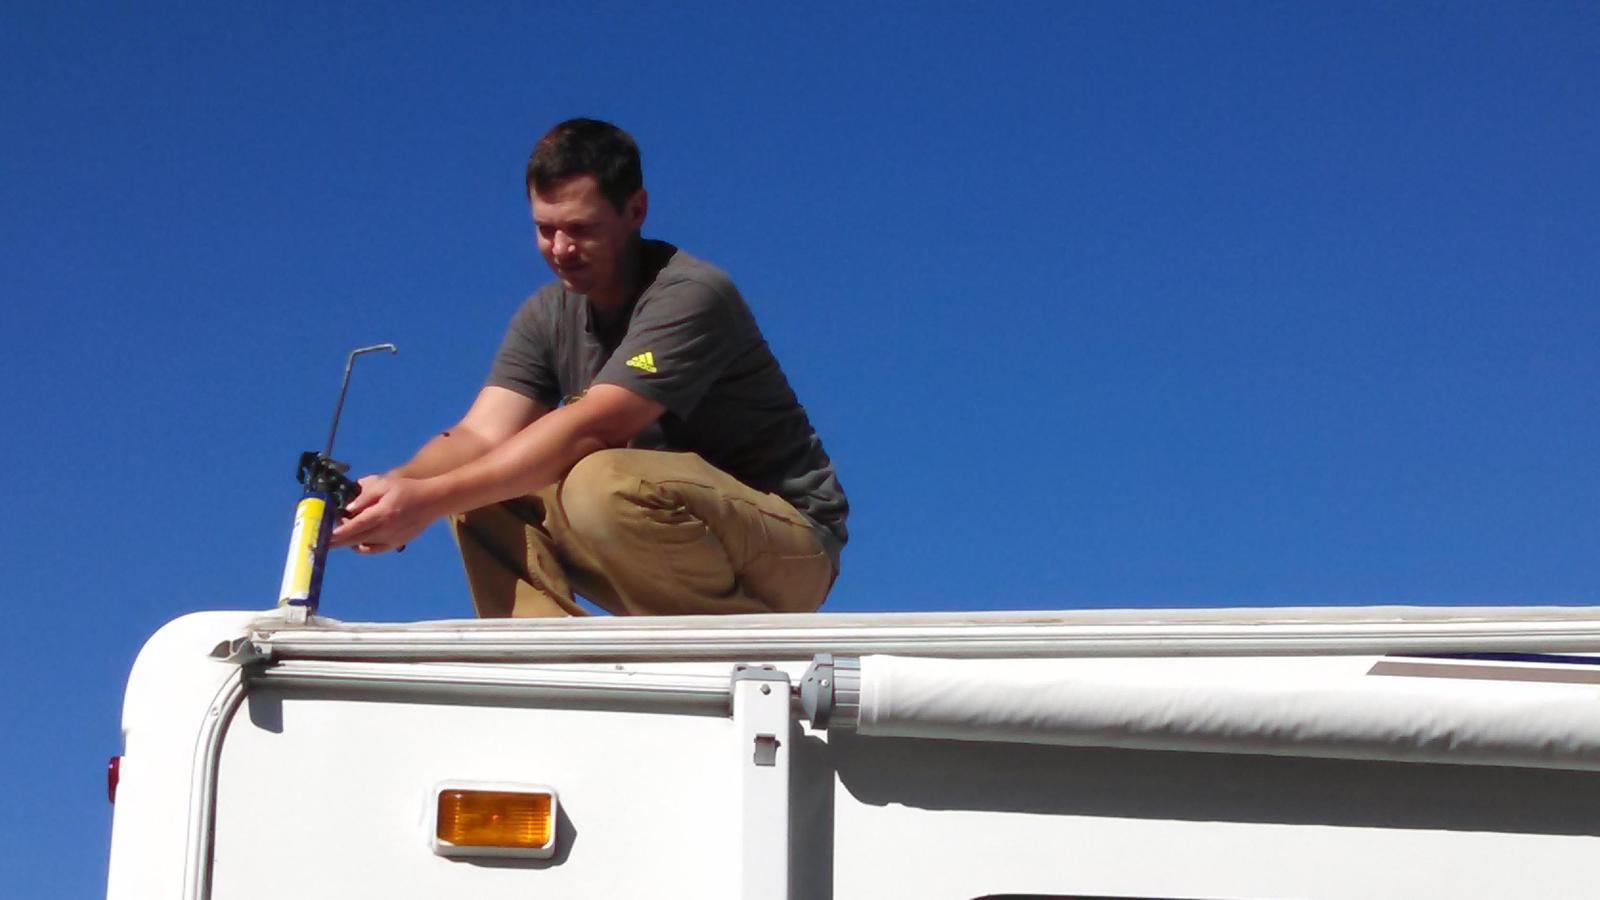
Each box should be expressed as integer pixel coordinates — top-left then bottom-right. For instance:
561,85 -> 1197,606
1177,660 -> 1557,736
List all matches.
107,606 -> 1600,899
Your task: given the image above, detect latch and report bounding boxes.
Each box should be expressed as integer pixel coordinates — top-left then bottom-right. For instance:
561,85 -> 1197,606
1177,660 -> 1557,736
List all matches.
753,734 -> 781,766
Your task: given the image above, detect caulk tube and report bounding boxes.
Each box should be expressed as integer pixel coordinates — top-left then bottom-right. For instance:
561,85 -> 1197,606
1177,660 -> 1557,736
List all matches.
278,488 -> 334,612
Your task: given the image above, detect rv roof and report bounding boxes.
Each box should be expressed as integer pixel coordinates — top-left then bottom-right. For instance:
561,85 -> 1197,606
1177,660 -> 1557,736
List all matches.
239,605 -> 1600,664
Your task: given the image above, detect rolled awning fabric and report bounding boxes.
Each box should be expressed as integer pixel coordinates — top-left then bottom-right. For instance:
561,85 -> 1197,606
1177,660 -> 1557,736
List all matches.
854,654 -> 1600,771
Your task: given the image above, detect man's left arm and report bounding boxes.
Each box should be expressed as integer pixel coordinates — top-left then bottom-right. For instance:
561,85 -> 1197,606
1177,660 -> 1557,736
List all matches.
330,384 -> 662,552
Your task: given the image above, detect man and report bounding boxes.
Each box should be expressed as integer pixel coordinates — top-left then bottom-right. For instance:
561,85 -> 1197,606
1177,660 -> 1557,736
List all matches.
330,118 -> 848,617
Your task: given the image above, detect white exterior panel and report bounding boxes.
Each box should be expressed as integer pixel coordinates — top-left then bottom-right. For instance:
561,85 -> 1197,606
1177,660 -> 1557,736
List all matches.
210,688 -> 741,899
827,732 -> 1600,899
107,611 -> 263,900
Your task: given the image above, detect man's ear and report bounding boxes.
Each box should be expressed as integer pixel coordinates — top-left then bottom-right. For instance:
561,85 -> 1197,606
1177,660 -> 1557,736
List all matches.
626,188 -> 648,230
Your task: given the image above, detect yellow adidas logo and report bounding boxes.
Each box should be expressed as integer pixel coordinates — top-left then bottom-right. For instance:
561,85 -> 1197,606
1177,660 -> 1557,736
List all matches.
625,351 -> 657,374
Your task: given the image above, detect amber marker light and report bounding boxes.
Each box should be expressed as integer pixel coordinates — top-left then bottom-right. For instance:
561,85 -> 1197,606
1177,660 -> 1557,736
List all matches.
431,782 -> 559,859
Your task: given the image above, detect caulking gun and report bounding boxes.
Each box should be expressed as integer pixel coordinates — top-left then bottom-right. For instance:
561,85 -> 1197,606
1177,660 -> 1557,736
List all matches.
277,343 -> 397,622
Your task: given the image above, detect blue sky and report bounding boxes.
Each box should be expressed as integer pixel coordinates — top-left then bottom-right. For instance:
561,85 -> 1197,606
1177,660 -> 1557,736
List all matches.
3,2 -> 1597,893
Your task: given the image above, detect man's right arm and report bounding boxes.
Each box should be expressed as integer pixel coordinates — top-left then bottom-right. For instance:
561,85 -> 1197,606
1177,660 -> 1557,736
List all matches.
388,386 -> 548,479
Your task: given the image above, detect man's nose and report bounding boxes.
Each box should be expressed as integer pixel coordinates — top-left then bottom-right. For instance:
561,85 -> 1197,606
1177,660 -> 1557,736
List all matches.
552,232 -> 577,258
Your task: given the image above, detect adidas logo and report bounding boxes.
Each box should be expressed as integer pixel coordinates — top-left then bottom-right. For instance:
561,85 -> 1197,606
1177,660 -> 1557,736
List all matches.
625,351 -> 657,374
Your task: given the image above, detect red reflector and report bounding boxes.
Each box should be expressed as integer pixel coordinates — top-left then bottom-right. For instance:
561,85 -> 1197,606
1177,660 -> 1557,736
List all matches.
108,756 -> 120,804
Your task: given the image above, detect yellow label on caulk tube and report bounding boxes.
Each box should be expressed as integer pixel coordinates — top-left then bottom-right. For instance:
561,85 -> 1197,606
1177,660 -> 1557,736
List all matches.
278,495 -> 328,606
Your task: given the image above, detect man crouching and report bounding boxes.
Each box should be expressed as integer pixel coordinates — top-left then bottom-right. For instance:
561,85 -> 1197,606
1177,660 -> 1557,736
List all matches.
331,118 -> 848,616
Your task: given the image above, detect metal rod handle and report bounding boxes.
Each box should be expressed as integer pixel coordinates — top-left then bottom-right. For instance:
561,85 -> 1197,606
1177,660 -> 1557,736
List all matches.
323,343 -> 398,458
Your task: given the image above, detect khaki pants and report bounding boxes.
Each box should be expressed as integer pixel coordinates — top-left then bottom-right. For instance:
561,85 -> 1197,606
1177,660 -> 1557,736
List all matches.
447,449 -> 834,617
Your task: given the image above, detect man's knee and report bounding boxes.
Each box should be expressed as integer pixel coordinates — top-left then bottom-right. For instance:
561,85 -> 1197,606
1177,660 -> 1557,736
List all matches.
446,506 -> 491,544
559,449 -> 663,543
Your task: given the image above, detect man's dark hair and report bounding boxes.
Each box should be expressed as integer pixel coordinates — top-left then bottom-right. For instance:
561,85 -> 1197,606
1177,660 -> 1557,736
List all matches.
524,118 -> 643,211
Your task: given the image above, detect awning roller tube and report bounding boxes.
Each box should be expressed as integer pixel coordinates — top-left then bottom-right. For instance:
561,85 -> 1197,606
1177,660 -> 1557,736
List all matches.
801,653 -> 1600,772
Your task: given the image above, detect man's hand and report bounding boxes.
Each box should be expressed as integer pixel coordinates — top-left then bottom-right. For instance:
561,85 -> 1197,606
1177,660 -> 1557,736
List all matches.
330,473 -> 444,554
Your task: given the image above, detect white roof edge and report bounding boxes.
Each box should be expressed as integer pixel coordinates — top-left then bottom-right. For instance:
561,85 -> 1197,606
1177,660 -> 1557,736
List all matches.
280,604 -> 1600,631
245,605 -> 1600,662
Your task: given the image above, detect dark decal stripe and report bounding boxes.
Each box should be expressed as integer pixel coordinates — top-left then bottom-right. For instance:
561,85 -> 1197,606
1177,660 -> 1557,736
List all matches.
1370,660 -> 1600,685
1401,651 -> 1600,666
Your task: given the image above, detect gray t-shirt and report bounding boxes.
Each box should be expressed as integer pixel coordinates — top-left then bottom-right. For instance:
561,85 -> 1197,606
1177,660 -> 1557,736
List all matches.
486,240 -> 848,561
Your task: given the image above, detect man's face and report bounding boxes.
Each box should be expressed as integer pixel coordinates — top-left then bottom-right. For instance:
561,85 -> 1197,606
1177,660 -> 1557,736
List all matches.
531,174 -> 647,301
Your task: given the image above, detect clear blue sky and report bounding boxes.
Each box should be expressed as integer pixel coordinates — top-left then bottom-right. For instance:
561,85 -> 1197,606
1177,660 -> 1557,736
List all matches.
3,2 -> 1596,894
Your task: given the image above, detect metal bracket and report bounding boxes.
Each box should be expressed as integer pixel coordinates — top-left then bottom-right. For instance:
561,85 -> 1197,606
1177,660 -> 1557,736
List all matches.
731,662 -> 789,682
729,662 -> 792,897
729,663 -> 790,712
